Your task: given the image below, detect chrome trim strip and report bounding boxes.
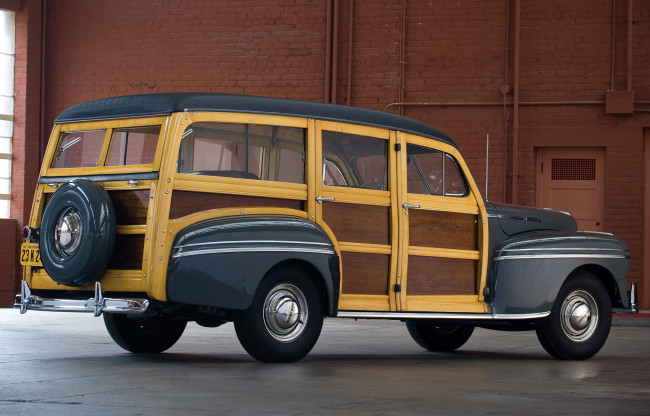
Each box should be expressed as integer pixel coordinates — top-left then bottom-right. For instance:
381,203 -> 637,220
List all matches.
15,281 -> 149,316
493,254 -> 629,261
172,246 -> 336,259
495,247 -> 628,253
336,311 -> 550,320
175,240 -> 333,250
38,171 -> 159,184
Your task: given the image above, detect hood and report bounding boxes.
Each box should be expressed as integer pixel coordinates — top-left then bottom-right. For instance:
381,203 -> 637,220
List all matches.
488,202 -> 578,237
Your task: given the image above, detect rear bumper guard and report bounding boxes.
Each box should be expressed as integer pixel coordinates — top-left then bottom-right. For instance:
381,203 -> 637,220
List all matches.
14,281 -> 149,317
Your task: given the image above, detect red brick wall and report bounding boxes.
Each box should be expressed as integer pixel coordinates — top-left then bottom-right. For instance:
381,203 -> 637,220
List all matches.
6,0 -> 650,307
0,218 -> 16,305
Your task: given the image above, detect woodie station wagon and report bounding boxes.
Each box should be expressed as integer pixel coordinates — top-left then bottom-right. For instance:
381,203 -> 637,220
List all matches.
16,93 -> 637,362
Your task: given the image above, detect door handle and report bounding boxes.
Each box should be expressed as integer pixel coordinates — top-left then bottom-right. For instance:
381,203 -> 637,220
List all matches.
402,203 -> 420,210
316,195 -> 336,204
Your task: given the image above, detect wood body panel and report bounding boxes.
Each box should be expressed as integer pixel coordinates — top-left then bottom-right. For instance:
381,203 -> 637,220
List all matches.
408,209 -> 477,251
406,255 -> 477,296
340,252 -> 390,295
322,202 -> 390,245
169,190 -> 303,219
109,190 -> 150,225
107,234 -> 145,270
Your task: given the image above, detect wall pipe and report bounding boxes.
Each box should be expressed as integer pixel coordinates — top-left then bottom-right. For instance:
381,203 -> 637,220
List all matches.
331,0 -> 340,104
399,0 -> 406,116
39,0 -> 47,164
512,0 -> 520,205
324,0 -> 332,102
610,0 -> 616,91
346,0 -> 353,106
626,0 -> 633,91
502,0 -> 510,203
383,101 -> 610,112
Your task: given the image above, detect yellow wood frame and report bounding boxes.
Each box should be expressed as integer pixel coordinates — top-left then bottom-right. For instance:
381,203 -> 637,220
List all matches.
396,132 -> 489,313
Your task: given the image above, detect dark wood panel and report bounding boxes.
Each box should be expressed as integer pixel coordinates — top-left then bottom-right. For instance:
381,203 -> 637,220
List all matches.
170,191 -> 304,219
108,234 -> 145,270
109,190 -> 149,225
341,252 -> 390,295
322,202 -> 390,245
409,210 -> 477,251
406,256 -> 477,296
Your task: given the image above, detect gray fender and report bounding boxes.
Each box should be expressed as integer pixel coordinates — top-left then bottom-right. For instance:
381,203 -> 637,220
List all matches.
166,215 -> 340,315
488,231 -> 630,315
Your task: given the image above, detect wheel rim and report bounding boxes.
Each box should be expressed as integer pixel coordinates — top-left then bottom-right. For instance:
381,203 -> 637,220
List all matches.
54,207 -> 83,257
560,289 -> 599,342
263,283 -> 308,342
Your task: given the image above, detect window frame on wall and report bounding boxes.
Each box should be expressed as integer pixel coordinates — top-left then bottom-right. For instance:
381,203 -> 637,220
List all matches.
0,9 -> 14,219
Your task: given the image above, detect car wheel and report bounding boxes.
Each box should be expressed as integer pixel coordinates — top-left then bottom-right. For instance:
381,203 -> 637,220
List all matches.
103,313 -> 187,353
535,270 -> 611,360
39,179 -> 116,286
406,321 -> 474,352
234,267 -> 324,363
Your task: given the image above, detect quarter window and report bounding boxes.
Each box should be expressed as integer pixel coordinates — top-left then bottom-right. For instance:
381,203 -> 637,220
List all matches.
321,131 -> 387,190
106,126 -> 160,166
406,144 -> 468,197
52,130 -> 106,169
178,122 -> 305,184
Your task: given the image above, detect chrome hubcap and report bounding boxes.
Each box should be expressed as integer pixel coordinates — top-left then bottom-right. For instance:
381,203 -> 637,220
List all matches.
54,208 -> 83,257
560,290 -> 598,342
263,283 -> 308,342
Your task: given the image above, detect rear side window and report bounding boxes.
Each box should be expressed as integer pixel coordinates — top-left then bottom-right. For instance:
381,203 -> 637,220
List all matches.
106,126 -> 160,166
321,131 -> 387,190
52,130 -> 106,169
178,122 -> 305,184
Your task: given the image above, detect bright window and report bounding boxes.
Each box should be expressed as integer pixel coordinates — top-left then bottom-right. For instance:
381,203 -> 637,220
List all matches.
0,10 -> 14,218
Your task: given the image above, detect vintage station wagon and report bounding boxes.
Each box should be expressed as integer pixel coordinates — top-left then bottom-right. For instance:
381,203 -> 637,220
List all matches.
16,93 -> 637,362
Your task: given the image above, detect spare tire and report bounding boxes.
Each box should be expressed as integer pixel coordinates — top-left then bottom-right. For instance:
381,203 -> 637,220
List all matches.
40,179 -> 116,286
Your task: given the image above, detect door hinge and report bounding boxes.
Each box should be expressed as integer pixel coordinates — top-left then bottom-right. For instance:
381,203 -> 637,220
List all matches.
395,143 -> 401,152
394,284 -> 402,293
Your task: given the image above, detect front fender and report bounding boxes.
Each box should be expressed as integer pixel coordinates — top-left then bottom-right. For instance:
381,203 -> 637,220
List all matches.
488,231 -> 630,315
166,215 -> 339,315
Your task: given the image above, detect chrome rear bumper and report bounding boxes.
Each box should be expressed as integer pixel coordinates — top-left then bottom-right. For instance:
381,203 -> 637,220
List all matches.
14,281 -> 149,317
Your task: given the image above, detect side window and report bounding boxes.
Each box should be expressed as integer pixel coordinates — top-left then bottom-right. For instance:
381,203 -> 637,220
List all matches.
178,122 -> 305,183
106,125 -> 160,166
406,144 -> 468,197
321,131 -> 387,190
52,130 -> 106,168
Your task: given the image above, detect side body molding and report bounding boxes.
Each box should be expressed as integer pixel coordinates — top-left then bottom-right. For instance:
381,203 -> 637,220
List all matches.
166,215 -> 340,315
488,231 -> 630,315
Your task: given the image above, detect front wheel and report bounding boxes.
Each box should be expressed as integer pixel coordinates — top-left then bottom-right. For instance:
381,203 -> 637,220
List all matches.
234,268 -> 324,363
104,313 -> 187,353
406,321 -> 474,352
535,270 -> 611,360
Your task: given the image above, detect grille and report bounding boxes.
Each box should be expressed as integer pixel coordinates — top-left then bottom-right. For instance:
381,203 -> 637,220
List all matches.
551,158 -> 596,181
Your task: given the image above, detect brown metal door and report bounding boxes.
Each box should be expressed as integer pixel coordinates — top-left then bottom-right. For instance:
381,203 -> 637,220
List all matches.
537,148 -> 605,231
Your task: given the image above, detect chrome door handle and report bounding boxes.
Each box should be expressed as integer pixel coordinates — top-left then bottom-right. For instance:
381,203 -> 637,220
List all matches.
402,203 -> 420,210
316,195 -> 336,204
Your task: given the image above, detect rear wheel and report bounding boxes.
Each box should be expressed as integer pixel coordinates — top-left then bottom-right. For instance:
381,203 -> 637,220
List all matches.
535,270 -> 611,360
104,313 -> 187,353
234,267 -> 324,363
406,321 -> 474,352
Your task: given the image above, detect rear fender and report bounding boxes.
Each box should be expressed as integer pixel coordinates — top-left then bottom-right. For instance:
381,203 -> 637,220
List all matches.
166,215 -> 340,315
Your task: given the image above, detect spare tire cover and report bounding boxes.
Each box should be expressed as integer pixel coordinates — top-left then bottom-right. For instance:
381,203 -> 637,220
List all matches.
40,179 -> 116,286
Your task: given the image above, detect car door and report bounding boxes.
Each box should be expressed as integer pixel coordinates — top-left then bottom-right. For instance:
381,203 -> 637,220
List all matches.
396,133 -> 488,313
314,121 -> 399,311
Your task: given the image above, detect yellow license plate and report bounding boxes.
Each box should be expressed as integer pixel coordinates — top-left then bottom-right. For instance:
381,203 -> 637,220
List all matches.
20,243 -> 42,266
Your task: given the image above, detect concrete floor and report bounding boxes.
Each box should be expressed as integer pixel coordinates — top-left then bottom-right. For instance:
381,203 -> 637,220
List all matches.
1,309 -> 649,416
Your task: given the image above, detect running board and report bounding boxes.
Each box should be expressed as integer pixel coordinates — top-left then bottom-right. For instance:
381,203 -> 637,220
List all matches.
336,311 -> 551,321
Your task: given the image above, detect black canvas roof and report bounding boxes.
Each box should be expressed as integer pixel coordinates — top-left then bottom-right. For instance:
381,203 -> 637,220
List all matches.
55,93 -> 455,147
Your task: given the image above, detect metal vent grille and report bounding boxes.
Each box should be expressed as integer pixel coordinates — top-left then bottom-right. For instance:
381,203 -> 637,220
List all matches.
551,158 -> 596,181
